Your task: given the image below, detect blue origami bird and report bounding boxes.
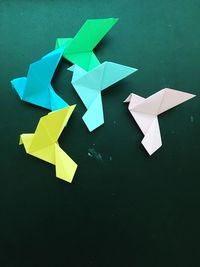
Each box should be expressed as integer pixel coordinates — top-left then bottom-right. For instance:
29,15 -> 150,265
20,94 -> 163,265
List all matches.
11,48 -> 69,111
68,62 -> 138,131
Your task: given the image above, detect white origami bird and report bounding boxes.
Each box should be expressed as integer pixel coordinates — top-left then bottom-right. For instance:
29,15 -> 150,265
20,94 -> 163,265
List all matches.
124,88 -> 196,155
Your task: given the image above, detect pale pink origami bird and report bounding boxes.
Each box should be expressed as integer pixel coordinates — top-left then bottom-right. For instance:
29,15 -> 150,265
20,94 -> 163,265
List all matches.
124,88 -> 196,155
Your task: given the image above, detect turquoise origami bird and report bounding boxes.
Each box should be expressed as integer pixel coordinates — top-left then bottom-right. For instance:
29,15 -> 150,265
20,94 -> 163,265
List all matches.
55,18 -> 118,71
68,62 -> 138,131
11,48 -> 69,111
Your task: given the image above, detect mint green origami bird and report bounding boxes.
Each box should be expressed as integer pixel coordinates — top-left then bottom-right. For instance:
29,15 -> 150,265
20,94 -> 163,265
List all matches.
55,18 -> 118,71
68,62 -> 138,132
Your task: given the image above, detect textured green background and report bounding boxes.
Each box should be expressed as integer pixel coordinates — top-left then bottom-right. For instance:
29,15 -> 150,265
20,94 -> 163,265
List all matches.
0,1 -> 200,266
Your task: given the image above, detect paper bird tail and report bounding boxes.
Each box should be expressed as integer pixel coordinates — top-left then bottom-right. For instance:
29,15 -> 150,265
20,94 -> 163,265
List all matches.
100,62 -> 138,90
19,135 -> 77,181
65,51 -> 100,71
133,89 -> 196,115
141,118 -> 162,155
55,144 -> 77,183
157,89 -> 196,115
82,94 -> 104,132
49,85 -> 69,111
11,77 -> 27,99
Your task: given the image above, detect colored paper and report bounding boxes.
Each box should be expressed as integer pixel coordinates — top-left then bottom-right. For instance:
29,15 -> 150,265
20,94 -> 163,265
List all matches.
11,48 -> 68,111
55,18 -> 118,71
124,88 -> 195,155
69,61 -> 138,132
20,105 -> 77,183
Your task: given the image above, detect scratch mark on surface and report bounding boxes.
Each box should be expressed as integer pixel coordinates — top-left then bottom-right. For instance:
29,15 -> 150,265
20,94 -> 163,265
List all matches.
88,148 -> 103,161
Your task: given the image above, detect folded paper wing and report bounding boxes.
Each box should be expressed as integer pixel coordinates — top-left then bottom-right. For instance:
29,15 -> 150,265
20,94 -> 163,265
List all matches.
55,18 -> 118,71
124,88 -> 196,155
11,48 -> 68,111
69,62 -> 138,131
20,105 -> 77,183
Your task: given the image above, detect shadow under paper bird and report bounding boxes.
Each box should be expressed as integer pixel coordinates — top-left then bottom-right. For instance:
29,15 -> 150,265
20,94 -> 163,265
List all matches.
11,48 -> 68,111
20,105 -> 77,183
68,61 -> 138,132
55,18 -> 118,71
124,88 -> 196,155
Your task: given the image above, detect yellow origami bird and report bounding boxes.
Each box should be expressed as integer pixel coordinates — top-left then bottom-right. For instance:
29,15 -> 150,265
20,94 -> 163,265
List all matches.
19,105 -> 77,183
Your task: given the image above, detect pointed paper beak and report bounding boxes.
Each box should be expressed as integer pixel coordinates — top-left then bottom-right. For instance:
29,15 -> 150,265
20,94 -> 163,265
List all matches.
19,135 -> 23,145
67,65 -> 75,72
124,94 -> 133,103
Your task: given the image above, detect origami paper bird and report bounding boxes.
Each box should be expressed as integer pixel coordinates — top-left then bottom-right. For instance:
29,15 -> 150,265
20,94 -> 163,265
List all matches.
68,61 -> 137,132
55,18 -> 118,71
11,48 -> 69,111
20,105 -> 77,183
124,88 -> 195,155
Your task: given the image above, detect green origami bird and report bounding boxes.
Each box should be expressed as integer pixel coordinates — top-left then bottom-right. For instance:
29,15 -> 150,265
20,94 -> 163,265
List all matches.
55,18 -> 118,71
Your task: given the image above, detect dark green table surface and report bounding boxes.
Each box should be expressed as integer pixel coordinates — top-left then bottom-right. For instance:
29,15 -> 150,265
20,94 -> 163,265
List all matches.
1,1 -> 200,266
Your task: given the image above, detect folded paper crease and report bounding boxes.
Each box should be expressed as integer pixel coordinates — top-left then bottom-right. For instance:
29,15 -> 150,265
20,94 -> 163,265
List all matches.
11,48 -> 69,111
55,18 -> 119,71
20,105 -> 77,183
125,88 -> 195,155
69,61 -> 138,131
